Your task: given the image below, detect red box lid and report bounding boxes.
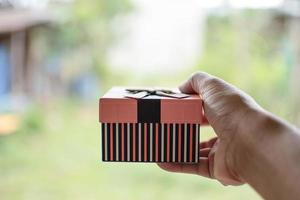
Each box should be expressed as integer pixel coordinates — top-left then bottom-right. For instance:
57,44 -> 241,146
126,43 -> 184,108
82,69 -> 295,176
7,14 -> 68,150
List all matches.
99,87 -> 204,124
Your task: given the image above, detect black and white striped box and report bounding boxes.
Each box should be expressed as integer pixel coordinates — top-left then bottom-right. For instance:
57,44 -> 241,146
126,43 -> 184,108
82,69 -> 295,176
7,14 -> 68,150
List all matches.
101,123 -> 200,163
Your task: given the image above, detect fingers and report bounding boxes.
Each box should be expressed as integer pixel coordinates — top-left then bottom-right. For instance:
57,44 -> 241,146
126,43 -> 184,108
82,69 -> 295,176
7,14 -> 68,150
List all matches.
178,72 -> 231,125
158,138 -> 218,179
201,115 -> 209,125
200,148 -> 211,157
179,72 -> 223,97
179,72 -> 217,125
208,140 -> 218,179
200,137 -> 218,149
179,72 -> 262,130
179,71 -> 259,110
178,72 -> 209,94
157,157 -> 211,178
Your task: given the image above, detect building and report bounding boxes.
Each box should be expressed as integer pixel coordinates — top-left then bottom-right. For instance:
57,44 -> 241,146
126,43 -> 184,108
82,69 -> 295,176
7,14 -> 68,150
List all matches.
0,9 -> 54,112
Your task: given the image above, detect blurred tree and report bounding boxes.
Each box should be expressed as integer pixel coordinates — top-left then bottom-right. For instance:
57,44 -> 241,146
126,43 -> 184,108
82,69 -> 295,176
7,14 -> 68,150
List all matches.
195,11 -> 297,122
44,0 -> 132,91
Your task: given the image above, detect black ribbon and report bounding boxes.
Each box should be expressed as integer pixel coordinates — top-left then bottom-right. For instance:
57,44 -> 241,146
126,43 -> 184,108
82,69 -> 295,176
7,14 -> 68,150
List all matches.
124,89 -> 189,123
125,89 -> 189,99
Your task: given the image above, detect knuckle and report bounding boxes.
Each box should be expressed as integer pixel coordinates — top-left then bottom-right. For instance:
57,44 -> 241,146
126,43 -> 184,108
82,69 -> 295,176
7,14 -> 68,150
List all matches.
191,71 -> 207,80
206,77 -> 221,87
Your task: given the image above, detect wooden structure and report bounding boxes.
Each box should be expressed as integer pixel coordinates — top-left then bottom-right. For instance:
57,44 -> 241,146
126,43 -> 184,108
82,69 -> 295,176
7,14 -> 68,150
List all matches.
0,9 -> 54,100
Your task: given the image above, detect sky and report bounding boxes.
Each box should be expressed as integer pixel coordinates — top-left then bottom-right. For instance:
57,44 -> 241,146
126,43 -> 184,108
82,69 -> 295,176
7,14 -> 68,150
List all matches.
108,0 -> 206,74
107,0 -> 285,74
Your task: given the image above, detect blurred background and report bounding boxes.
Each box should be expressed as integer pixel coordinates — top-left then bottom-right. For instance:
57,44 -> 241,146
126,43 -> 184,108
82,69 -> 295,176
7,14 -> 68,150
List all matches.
0,0 -> 299,199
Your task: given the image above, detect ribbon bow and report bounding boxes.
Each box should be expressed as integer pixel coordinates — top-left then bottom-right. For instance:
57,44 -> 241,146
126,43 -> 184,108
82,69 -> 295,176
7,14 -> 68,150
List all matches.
125,89 -> 189,99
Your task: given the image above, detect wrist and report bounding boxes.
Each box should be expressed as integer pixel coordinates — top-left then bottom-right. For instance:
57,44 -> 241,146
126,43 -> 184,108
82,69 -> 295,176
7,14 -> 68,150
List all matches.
224,108 -> 269,182
232,109 -> 284,176
230,108 -> 300,199
233,109 -> 290,174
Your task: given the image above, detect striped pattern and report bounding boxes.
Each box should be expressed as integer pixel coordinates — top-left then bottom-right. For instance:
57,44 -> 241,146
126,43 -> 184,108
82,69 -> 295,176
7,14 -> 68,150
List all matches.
101,123 -> 200,163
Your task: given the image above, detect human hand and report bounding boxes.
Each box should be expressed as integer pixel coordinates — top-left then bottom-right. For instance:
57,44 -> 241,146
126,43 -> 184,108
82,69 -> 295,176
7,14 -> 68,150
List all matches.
158,72 -> 264,185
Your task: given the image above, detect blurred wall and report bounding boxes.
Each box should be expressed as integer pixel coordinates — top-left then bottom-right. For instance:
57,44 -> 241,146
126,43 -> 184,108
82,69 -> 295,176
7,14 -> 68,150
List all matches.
107,0 -> 206,74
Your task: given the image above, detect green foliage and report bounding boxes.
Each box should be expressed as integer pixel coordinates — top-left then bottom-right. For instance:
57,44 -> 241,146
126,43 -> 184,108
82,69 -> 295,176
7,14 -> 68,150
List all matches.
44,0 -> 133,84
18,106 -> 45,135
195,12 -> 293,119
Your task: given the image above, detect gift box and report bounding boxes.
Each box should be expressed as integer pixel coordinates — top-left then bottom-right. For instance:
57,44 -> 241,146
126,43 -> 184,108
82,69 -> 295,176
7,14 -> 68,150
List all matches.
99,87 -> 204,163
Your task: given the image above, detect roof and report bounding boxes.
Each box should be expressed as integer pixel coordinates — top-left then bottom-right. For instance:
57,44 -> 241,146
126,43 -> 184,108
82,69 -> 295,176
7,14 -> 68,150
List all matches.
0,9 -> 55,34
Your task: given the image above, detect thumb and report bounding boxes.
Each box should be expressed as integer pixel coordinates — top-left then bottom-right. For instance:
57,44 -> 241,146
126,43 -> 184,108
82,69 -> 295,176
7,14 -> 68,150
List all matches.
179,72 -> 233,100
179,72 -> 234,124
179,72 -> 261,129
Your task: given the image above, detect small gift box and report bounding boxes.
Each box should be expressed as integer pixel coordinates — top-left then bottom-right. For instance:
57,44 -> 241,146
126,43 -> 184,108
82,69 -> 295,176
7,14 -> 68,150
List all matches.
99,87 -> 204,163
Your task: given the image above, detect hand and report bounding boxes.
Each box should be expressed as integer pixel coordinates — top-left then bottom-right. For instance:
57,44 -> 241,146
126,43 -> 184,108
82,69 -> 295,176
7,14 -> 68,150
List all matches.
158,71 -> 263,185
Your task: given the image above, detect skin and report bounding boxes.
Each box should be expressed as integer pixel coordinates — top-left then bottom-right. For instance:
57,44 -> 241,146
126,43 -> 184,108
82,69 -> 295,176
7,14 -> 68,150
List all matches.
158,72 -> 300,200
